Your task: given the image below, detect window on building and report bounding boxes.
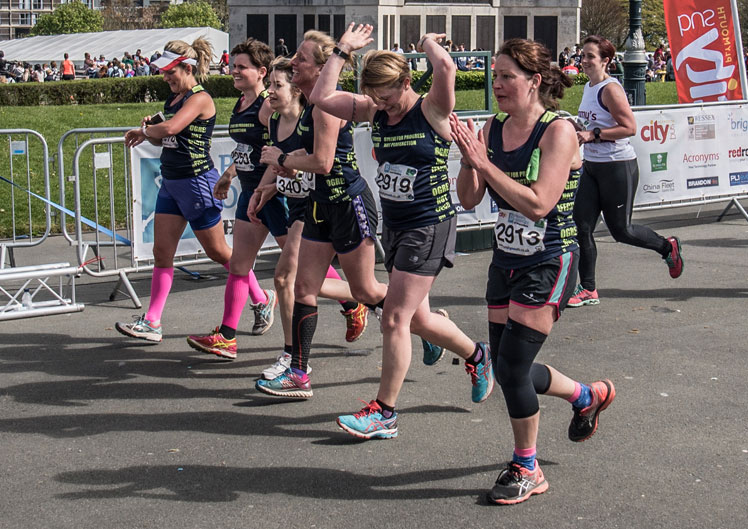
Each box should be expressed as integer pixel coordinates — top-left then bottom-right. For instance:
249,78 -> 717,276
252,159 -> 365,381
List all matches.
452,15 -> 471,50
382,15 -> 389,50
426,15 -> 446,36
18,12 -> 31,25
303,14 -> 315,33
247,14 -> 269,44
399,15 -> 420,54
18,0 -> 31,9
32,0 -> 43,9
333,14 -> 345,40
534,16 -> 558,60
476,16 -> 495,53
275,15 -> 297,55
503,16 -> 527,41
318,14 -> 330,34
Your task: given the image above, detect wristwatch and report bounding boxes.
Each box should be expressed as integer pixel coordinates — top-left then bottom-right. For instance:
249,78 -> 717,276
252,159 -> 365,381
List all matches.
277,153 -> 287,167
593,127 -> 602,143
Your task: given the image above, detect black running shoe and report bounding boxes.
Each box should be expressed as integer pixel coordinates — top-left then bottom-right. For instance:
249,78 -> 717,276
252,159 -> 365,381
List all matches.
568,379 -> 616,442
488,462 -> 549,505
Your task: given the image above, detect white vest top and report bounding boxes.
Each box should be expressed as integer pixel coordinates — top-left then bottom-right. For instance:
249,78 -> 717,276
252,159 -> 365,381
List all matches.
578,77 -> 636,162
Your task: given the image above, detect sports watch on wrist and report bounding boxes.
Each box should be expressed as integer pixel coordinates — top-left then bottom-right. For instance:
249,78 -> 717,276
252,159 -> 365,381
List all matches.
593,127 -> 602,143
277,153 -> 287,167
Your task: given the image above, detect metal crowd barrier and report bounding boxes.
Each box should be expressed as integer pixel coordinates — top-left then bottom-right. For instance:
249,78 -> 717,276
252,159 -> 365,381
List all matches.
0,262 -> 84,321
70,127 -> 233,308
0,129 -> 52,268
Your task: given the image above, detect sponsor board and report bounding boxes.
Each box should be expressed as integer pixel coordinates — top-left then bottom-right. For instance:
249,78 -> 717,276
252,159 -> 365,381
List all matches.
727,111 -> 748,135
640,120 -> 676,144
687,114 -> 716,140
686,176 -> 720,188
650,152 -> 668,171
729,171 -> 748,186
642,179 -> 676,194
682,151 -> 720,169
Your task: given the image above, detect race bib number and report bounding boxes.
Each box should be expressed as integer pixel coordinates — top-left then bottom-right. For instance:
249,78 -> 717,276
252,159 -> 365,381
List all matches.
162,135 -> 178,149
231,143 -> 254,172
376,162 -> 416,202
277,172 -> 314,198
493,208 -> 546,256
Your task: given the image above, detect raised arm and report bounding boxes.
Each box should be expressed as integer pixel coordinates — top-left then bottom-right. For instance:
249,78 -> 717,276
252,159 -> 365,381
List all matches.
419,33 -> 456,124
309,22 -> 377,123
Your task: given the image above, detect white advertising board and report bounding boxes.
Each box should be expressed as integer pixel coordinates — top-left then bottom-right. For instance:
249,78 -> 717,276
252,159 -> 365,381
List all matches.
631,101 -> 748,206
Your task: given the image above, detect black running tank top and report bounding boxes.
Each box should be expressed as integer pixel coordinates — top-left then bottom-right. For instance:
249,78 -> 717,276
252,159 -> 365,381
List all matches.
159,85 -> 216,180
371,97 -> 455,230
485,110 -> 579,268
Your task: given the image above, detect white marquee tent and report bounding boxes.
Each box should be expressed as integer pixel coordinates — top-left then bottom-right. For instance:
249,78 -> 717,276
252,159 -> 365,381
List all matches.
0,27 -> 228,65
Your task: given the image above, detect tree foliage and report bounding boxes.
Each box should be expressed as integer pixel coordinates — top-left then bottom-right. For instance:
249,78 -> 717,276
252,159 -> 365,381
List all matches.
30,0 -> 103,36
581,0 -> 629,47
641,0 -> 667,49
160,0 -> 222,30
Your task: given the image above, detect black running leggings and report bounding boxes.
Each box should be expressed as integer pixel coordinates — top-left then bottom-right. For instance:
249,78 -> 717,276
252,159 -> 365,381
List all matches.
573,159 -> 670,291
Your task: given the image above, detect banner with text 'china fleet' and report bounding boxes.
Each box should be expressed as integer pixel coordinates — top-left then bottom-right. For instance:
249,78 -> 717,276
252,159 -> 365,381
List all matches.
664,0 -> 744,103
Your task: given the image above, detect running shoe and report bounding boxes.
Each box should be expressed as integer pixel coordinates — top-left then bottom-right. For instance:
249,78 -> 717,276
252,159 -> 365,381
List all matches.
465,342 -> 493,403
251,289 -> 277,336
488,462 -> 549,505
664,236 -> 684,279
115,314 -> 162,342
186,328 -> 237,360
568,379 -> 616,442
341,303 -> 368,342
422,309 -> 449,366
255,367 -> 313,398
337,400 -> 398,440
567,285 -> 599,307
261,352 -> 312,380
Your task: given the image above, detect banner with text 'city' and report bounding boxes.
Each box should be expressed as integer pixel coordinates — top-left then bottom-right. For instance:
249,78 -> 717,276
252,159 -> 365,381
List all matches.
664,0 -> 744,103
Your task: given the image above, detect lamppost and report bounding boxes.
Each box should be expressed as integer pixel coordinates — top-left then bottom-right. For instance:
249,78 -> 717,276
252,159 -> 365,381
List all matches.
623,0 -> 646,106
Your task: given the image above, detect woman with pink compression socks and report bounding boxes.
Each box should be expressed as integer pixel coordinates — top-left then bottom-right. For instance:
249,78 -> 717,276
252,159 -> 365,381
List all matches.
186,45 -> 367,364
116,38 -> 271,343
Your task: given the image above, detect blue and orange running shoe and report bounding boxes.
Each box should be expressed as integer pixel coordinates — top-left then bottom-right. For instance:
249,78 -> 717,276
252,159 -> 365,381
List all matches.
422,309 -> 450,366
255,368 -> 313,399
465,342 -> 493,403
186,327 -> 237,360
337,400 -> 398,440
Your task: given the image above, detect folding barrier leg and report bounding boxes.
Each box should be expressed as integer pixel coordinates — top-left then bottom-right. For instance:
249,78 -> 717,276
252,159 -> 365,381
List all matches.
717,198 -> 748,223
109,269 -> 142,308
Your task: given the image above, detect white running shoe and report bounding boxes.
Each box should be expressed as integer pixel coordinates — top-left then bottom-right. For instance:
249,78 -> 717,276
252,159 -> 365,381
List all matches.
261,352 -> 312,380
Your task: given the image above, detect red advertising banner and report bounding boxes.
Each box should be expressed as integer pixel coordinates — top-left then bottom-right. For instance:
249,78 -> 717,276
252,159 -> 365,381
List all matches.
664,0 -> 744,103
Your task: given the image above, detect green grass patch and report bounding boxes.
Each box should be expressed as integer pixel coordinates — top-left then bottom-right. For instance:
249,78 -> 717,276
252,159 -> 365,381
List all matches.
0,83 -> 678,239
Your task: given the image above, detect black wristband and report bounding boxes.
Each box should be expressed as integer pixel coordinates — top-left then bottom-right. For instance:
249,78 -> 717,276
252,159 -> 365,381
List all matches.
332,46 -> 350,60
278,153 -> 287,167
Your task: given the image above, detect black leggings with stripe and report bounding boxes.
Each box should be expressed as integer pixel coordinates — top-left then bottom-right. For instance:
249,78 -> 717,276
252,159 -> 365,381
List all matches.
573,159 -> 670,291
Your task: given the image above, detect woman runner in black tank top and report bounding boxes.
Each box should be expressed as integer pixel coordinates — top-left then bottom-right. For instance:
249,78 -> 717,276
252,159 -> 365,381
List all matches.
117,38 -> 234,344
185,38 -> 287,359
311,23 -> 492,439
239,57 -> 368,375
254,31 -> 389,399
451,38 -> 616,505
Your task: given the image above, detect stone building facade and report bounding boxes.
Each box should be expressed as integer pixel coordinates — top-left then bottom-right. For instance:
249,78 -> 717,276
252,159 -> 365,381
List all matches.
227,0 -> 581,61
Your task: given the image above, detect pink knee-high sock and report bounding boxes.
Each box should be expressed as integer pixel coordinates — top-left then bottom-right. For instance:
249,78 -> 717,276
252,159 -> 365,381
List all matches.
145,267 -> 174,323
222,273 -> 250,330
325,266 -> 349,306
223,262 -> 266,305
